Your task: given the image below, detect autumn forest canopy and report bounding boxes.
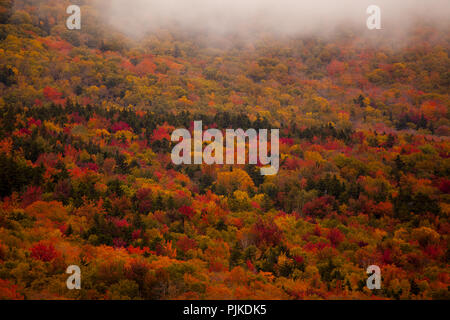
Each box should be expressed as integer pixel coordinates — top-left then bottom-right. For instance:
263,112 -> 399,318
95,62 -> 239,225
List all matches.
0,0 -> 449,300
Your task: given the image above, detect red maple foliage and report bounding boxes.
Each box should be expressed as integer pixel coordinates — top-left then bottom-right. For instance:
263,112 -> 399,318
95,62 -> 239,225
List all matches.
0,279 -> 24,300
179,205 -> 195,220
327,228 -> 345,246
30,242 -> 58,262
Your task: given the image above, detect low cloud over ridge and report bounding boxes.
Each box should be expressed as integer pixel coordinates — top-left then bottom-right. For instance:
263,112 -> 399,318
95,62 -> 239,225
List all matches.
97,0 -> 450,37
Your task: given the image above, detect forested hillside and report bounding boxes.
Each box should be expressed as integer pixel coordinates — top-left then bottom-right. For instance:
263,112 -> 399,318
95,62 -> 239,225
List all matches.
0,0 -> 449,299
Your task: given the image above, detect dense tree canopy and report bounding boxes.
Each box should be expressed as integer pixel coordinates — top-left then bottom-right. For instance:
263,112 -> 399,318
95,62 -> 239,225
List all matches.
0,0 -> 448,300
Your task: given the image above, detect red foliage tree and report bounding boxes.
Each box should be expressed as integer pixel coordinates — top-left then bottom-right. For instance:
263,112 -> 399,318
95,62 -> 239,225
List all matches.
30,242 -> 58,262
179,205 -> 195,220
111,121 -> 132,133
0,280 -> 24,300
303,196 -> 335,218
253,218 -> 282,247
327,228 -> 344,246
177,236 -> 197,253
43,86 -> 62,101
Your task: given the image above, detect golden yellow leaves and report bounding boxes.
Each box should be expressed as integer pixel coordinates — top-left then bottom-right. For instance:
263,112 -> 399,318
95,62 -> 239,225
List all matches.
216,169 -> 255,195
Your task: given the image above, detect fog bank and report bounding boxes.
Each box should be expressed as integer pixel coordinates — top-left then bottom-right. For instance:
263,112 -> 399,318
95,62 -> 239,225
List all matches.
97,0 -> 450,38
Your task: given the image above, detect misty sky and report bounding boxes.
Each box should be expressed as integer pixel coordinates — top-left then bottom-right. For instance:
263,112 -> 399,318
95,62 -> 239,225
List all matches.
98,0 -> 450,37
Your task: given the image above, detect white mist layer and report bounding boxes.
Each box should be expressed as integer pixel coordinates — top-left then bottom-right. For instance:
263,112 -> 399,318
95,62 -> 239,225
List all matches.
96,0 -> 450,38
